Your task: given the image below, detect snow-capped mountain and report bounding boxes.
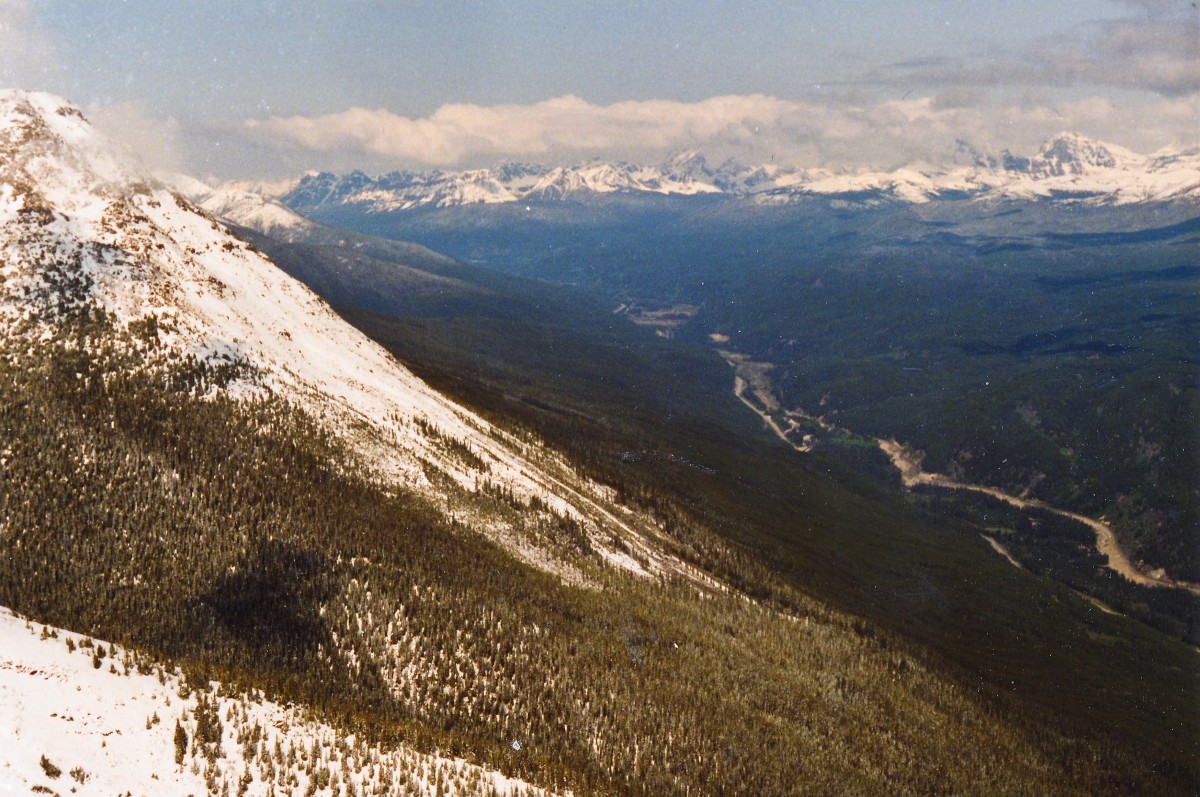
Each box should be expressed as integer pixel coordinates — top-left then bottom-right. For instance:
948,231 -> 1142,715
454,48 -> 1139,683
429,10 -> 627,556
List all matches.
1024,131 -> 1136,177
0,89 -> 705,585
524,161 -> 722,200
282,168 -> 519,211
679,134 -> 1200,204
161,171 -> 314,238
277,133 -> 1200,213
283,159 -> 724,213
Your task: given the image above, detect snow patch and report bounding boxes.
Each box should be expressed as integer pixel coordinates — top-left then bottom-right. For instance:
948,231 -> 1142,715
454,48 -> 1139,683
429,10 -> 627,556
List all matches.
0,606 -> 557,796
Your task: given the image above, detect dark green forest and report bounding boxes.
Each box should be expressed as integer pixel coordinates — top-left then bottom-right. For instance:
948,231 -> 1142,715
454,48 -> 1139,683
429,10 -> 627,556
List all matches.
295,195 -> 1198,583
8,313 -> 1183,795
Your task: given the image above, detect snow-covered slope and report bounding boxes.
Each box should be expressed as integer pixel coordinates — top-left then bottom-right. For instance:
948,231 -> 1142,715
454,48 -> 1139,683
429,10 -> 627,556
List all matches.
0,89 -> 707,587
280,134 -> 1200,212
284,160 -> 723,213
163,171 -> 315,237
524,161 -> 722,200
0,606 -> 554,797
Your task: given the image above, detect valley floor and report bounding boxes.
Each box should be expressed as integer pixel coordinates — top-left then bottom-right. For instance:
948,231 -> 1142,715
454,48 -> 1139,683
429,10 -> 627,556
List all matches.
719,346 -> 1200,596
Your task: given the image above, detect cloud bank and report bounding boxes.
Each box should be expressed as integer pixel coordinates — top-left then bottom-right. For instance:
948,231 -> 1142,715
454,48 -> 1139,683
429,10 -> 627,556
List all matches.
236,1 -> 1198,175
243,95 -> 797,168
238,91 -> 1200,173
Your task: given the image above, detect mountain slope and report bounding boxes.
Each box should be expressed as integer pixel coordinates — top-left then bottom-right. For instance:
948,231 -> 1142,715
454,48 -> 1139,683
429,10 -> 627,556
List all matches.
2,90 -> 1197,796
0,89 -> 711,586
0,607 -> 551,797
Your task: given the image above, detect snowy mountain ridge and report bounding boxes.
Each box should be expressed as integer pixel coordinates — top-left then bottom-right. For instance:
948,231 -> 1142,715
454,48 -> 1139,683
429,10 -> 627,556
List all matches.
0,89 -> 706,587
162,170 -> 315,238
278,133 -> 1200,212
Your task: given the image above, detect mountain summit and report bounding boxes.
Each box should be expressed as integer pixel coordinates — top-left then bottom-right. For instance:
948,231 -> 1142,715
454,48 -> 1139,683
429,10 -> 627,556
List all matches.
1024,131 -> 1138,177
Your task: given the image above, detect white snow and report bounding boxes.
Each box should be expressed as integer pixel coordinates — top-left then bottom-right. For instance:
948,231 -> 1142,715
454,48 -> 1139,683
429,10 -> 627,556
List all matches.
525,162 -> 721,199
0,89 -> 711,589
0,183 -> 17,224
285,132 -> 1200,210
160,172 -> 314,237
0,606 -> 557,797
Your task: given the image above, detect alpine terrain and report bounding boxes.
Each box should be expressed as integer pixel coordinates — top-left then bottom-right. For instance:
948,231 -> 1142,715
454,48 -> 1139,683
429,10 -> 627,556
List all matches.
1,90 -> 1198,797
272,132 -> 1200,613
279,134 -> 1200,212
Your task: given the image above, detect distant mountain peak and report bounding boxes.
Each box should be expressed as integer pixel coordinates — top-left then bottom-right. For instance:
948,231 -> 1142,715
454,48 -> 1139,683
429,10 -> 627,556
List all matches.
1027,131 -> 1134,177
271,132 -> 1198,212
662,149 -> 712,179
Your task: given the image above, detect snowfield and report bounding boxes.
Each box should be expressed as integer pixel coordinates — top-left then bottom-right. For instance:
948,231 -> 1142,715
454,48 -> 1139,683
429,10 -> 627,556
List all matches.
0,607 -> 558,797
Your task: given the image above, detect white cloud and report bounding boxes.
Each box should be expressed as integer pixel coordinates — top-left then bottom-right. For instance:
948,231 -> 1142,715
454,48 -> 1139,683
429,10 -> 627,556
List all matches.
85,101 -> 186,174
235,91 -> 1200,174
243,94 -> 796,167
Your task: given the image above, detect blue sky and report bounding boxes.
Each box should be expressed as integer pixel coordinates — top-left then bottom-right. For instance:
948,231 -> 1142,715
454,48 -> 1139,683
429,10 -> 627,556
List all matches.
25,1 -> 1135,115
2,1 -> 1196,177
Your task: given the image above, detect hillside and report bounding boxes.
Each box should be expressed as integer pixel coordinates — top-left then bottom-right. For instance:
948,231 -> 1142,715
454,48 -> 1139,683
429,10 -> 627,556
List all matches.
8,90 -> 1194,795
0,608 -> 550,797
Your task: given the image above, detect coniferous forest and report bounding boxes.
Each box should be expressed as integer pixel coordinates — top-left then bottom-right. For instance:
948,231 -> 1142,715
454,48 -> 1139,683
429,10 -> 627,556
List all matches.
2,293 -> 1197,795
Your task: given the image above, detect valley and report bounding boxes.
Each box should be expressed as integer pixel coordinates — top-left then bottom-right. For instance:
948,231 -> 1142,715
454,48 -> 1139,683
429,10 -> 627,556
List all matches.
323,186 -> 1197,587
720,338 -> 1200,618
720,338 -> 1197,596
251,148 -> 1200,791
1,87 -> 1197,796
251,206 -> 1198,784
878,439 -> 1200,595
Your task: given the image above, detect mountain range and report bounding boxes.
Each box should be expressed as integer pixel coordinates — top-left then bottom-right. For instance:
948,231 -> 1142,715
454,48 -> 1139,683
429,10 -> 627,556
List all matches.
3,89 -> 1198,796
274,132 -> 1200,214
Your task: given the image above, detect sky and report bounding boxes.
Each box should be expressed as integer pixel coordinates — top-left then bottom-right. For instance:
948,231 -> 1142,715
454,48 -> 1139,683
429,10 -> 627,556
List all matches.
1,0 -> 1197,179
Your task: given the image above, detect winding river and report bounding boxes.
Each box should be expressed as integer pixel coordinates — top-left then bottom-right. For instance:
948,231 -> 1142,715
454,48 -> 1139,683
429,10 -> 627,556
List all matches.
719,348 -> 1200,596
